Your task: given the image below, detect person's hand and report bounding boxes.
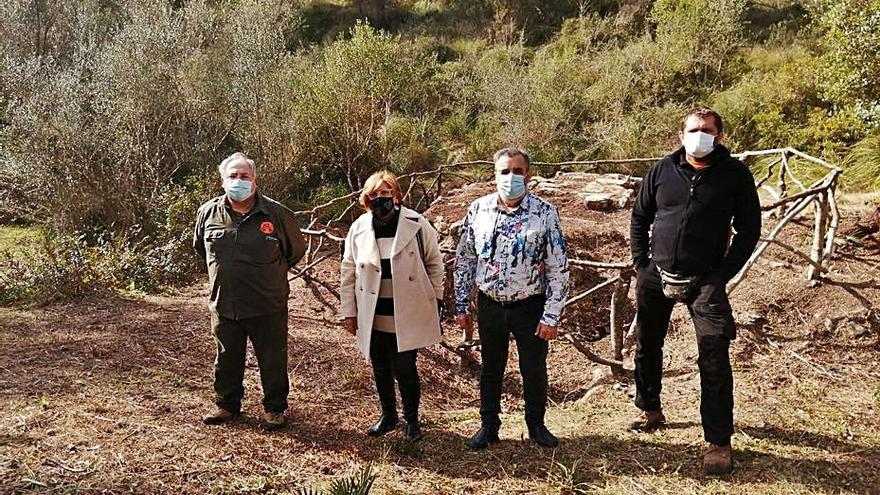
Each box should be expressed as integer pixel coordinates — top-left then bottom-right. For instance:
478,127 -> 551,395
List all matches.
535,323 -> 558,341
343,317 -> 357,336
457,314 -> 474,342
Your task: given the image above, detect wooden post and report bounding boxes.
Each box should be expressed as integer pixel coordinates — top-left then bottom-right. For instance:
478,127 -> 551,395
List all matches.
823,176 -> 841,261
609,270 -> 632,376
807,189 -> 829,281
436,169 -> 443,198
776,151 -> 789,218
306,215 -> 315,262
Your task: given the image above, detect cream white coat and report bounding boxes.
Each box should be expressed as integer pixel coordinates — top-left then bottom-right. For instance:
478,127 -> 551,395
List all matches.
340,206 -> 444,359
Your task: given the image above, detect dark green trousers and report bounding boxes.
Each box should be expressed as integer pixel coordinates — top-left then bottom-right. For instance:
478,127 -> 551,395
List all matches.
211,310 -> 289,413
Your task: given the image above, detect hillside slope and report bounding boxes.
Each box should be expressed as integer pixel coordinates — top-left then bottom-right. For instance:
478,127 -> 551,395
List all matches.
0,189 -> 878,494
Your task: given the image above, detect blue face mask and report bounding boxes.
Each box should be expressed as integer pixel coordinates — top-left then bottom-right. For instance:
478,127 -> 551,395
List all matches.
225,179 -> 254,202
496,173 -> 526,201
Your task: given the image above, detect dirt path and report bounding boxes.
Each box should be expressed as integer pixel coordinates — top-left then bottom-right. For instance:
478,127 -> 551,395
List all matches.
1,198 -> 878,494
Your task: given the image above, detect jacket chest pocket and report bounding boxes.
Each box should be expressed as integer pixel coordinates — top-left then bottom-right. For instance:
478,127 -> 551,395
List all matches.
205,227 -> 233,256
242,234 -> 282,265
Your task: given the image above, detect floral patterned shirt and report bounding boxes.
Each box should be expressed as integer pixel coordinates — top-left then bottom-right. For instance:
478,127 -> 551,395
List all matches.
454,192 -> 570,326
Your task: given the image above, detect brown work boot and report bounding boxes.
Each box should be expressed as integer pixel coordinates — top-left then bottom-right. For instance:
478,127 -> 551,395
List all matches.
703,444 -> 734,475
202,408 -> 238,425
263,411 -> 287,431
627,410 -> 666,432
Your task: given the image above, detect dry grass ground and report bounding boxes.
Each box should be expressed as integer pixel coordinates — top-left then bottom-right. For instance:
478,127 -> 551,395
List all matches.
1,194 -> 878,494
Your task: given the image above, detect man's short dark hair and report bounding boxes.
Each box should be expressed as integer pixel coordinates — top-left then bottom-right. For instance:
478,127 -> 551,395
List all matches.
681,107 -> 724,134
493,147 -> 531,169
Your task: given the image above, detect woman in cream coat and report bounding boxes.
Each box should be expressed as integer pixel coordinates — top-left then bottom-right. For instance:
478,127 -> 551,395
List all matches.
340,170 -> 444,442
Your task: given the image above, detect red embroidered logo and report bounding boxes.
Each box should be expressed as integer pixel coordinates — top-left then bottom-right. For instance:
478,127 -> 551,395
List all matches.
260,221 -> 275,235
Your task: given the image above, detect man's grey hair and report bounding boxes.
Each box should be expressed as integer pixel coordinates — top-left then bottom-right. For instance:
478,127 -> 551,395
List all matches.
218,152 -> 256,176
493,147 -> 531,169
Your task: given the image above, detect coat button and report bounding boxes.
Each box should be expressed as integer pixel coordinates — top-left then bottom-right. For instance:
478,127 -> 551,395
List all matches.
410,251 -> 414,256
360,263 -> 364,268
409,276 -> 414,281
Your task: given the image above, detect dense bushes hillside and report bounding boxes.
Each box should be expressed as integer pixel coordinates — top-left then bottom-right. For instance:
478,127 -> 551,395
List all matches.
0,0 -> 878,303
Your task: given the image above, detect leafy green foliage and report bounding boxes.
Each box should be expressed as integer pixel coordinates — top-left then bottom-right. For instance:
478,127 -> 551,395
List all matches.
1,0 -> 878,304
810,0 -> 880,125
651,0 -> 748,81
1,0 -> 299,232
0,214 -> 204,307
289,21 -> 439,190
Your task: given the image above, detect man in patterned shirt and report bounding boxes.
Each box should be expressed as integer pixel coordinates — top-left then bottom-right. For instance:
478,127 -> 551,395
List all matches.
454,147 -> 570,449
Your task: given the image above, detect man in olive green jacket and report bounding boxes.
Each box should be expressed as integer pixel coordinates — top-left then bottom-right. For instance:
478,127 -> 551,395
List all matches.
193,152 -> 306,430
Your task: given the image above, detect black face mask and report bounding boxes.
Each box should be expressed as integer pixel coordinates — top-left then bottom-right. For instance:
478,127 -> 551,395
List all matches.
371,196 -> 395,217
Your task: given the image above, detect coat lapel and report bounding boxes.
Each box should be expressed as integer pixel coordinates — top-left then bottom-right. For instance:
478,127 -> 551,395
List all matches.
353,216 -> 381,268
391,207 -> 421,258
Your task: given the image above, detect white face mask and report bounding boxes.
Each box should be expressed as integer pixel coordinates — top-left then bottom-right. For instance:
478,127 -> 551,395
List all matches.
683,131 -> 716,159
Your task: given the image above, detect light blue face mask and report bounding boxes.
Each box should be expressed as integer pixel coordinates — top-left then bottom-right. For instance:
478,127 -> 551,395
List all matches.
496,173 -> 526,201
225,179 -> 254,202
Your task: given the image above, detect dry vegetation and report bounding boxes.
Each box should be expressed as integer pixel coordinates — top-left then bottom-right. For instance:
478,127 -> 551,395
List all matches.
1,185 -> 878,494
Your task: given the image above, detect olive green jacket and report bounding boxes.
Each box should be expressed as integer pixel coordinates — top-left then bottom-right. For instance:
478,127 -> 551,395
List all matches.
193,192 -> 306,320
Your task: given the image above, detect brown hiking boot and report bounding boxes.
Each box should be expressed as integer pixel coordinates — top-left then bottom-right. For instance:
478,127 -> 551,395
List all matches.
202,408 -> 238,425
627,410 -> 666,432
263,411 -> 287,431
703,444 -> 734,475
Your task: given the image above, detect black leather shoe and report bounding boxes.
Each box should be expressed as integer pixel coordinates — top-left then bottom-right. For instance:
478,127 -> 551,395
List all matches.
366,415 -> 398,437
528,424 -> 559,448
405,420 -> 424,442
467,427 -> 500,450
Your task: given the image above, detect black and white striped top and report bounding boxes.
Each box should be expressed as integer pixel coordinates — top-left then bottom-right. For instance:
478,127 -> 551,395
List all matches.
372,213 -> 398,333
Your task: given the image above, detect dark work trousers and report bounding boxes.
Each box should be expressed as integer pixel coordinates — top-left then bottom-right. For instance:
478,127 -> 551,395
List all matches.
634,261 -> 736,446
476,292 -> 548,430
211,310 -> 289,414
369,330 -> 420,423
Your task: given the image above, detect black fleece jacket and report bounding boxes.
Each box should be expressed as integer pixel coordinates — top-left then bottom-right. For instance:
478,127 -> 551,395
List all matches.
630,145 -> 761,280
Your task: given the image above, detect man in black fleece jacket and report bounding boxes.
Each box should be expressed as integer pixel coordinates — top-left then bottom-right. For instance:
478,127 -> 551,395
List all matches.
628,107 -> 761,475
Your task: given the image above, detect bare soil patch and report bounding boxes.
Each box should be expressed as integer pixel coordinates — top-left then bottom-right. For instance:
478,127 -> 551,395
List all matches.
1,184 -> 878,494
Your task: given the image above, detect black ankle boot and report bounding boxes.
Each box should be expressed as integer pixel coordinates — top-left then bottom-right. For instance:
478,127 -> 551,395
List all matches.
405,419 -> 423,442
466,427 -> 500,450
527,423 -> 558,448
367,414 -> 398,437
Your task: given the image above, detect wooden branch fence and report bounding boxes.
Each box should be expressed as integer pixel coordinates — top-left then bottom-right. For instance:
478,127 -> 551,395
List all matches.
288,148 -> 842,375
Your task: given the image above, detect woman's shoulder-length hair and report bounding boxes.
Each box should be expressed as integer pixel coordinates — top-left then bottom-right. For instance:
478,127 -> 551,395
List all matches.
359,170 -> 404,210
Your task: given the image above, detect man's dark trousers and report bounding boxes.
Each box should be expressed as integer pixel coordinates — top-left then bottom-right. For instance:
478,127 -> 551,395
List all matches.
211,310 -> 289,414
634,262 -> 735,446
476,292 -> 548,430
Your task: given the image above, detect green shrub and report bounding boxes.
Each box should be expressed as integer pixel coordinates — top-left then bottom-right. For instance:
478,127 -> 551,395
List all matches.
650,0 -> 748,81
1,0 -> 299,233
287,21 -> 439,190
0,177 -> 209,307
457,42 -> 591,160
842,134 -> 880,191
713,43 -> 871,156
809,0 -> 880,125
0,221 -> 203,307
0,232 -> 107,306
